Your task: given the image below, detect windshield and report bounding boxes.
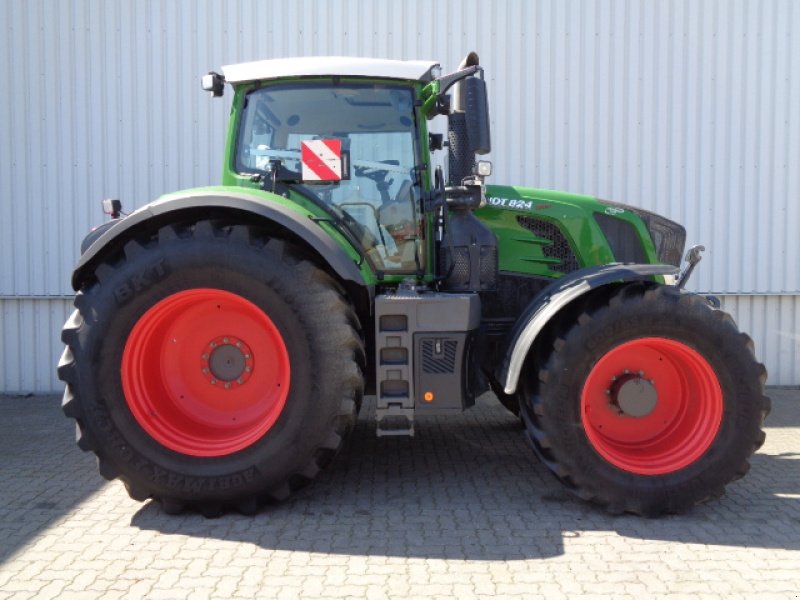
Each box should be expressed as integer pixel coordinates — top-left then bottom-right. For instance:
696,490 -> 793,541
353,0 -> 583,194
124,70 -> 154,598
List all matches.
236,82 -> 422,273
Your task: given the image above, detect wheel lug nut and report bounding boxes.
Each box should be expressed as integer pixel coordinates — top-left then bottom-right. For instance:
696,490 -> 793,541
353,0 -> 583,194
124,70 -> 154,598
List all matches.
224,383 -> 231,389
202,354 -> 208,360
624,369 -> 630,374
638,370 -> 645,377
210,342 -> 217,348
211,379 -> 217,385
223,337 -> 229,343
237,378 -> 244,385
236,342 -> 242,348
245,367 -> 251,373
202,368 -> 209,374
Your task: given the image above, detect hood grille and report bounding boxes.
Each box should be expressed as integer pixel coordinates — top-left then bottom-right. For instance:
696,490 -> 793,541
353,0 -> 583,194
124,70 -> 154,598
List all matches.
516,216 -> 580,274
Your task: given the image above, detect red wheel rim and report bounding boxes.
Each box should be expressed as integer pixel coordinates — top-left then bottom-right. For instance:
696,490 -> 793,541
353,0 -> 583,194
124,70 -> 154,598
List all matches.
581,337 -> 723,475
122,289 -> 290,456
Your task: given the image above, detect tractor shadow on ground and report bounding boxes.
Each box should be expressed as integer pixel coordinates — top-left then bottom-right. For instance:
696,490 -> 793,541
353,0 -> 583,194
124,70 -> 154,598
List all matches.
130,391 -> 800,560
0,395 -> 108,565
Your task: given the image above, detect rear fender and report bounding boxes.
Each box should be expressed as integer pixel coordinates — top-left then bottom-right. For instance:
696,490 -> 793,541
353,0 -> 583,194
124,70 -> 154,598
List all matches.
497,264 -> 679,395
72,190 -> 368,290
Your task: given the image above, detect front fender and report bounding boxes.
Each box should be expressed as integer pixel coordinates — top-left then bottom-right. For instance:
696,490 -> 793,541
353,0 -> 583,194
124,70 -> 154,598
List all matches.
497,264 -> 679,395
72,189 -> 368,290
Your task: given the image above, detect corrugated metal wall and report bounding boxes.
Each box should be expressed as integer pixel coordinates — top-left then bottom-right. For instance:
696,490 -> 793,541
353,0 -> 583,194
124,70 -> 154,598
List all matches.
1,0 -> 798,391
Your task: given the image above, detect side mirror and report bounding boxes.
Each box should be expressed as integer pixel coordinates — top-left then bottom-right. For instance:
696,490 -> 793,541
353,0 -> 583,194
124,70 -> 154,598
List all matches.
462,77 -> 491,155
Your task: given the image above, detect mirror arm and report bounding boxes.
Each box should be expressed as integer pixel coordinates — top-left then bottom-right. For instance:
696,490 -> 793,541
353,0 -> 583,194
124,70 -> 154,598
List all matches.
420,66 -> 483,118
436,65 -> 481,94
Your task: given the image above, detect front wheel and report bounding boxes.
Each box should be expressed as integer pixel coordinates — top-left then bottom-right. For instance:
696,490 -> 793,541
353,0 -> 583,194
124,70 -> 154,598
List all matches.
58,220 -> 364,516
520,284 -> 770,516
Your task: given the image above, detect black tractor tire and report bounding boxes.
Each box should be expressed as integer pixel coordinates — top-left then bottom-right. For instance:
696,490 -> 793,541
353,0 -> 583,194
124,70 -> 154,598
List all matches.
58,220 -> 364,516
519,284 -> 770,517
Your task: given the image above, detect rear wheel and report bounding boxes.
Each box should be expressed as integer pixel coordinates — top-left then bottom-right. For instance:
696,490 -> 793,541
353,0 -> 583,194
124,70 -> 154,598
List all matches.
520,284 -> 770,516
58,220 -> 364,516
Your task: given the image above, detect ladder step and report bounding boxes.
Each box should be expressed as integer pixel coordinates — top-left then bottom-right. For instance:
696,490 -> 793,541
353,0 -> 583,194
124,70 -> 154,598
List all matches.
376,408 -> 415,437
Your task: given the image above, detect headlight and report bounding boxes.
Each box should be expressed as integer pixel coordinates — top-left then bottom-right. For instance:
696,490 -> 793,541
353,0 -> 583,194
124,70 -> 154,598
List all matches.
598,200 -> 686,267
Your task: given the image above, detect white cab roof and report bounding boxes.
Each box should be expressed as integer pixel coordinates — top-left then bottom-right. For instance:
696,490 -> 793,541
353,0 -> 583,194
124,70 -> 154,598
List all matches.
221,56 -> 440,84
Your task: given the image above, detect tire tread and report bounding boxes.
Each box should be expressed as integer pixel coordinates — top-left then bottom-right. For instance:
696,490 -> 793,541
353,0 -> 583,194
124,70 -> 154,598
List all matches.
57,218 -> 364,517
520,283 -> 769,516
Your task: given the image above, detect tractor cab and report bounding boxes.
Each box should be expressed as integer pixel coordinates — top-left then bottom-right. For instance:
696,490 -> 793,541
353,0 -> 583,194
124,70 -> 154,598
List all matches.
234,82 -> 422,272
209,54 -> 494,282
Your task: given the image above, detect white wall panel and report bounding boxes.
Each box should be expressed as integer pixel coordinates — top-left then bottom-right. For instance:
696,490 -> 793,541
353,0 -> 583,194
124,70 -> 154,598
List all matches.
1,0 -> 798,390
719,295 -> 799,389
0,299 -> 73,394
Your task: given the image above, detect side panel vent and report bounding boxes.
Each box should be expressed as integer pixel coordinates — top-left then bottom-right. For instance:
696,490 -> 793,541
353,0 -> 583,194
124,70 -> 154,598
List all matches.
516,216 -> 580,274
440,247 -> 471,285
479,246 -> 497,287
421,340 -> 458,374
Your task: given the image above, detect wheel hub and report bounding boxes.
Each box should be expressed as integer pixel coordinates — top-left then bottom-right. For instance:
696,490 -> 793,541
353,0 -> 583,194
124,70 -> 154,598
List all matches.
201,336 -> 254,389
210,345 -> 246,380
609,372 -> 658,417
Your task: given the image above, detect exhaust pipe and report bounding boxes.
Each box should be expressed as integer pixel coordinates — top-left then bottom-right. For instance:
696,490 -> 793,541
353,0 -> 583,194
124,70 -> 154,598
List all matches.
451,52 -> 480,112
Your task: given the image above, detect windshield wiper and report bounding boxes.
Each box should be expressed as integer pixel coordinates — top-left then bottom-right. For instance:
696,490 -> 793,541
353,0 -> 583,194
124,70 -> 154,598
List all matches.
253,169 -> 371,268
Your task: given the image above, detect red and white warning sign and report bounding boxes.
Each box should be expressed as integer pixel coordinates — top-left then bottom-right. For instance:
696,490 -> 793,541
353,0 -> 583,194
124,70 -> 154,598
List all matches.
301,139 -> 342,181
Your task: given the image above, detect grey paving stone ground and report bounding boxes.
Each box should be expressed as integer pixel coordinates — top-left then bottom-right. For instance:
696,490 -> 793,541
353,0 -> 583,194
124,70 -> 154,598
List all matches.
0,389 -> 798,599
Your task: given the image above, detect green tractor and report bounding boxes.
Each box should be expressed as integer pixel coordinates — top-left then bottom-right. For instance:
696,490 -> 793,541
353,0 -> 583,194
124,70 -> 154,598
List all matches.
58,53 -> 769,517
